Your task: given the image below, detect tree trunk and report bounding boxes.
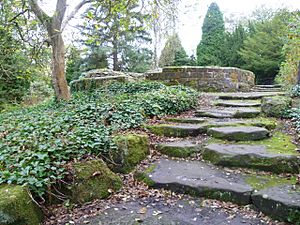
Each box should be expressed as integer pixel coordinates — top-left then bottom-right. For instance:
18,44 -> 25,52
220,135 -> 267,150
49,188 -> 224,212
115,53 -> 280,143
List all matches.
297,61 -> 300,85
112,38 -> 119,71
50,32 -> 71,100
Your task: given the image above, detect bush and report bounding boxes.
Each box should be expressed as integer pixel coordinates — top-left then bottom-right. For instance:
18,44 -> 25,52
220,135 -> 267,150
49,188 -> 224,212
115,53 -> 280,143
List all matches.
0,82 -> 198,197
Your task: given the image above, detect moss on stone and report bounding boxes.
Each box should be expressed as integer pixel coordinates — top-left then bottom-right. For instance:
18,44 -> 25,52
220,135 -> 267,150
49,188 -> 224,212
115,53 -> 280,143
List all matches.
0,185 -> 42,225
245,174 -> 297,191
134,165 -> 157,186
68,159 -> 122,204
209,132 -> 298,155
112,133 -> 150,173
145,124 -> 203,137
156,143 -> 200,158
261,96 -> 292,118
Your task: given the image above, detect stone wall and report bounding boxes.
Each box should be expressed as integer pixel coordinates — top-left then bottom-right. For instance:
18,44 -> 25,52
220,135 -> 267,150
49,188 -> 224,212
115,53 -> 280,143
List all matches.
146,66 -> 255,92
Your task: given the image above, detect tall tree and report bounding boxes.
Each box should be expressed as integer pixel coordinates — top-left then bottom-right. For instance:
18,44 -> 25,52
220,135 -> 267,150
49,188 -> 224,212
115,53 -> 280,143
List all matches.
224,24 -> 248,67
196,2 -> 226,66
81,1 -> 150,71
28,0 -> 91,100
239,11 -> 289,84
159,33 -> 188,67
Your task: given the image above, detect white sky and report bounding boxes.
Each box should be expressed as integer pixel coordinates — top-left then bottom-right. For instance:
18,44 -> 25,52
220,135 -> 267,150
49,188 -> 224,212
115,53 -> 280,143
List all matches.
41,0 -> 300,55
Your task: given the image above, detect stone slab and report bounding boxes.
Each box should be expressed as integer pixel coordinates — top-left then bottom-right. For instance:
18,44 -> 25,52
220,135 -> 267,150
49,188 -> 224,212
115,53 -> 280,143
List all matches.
255,85 -> 282,88
203,144 -> 300,173
252,185 -> 300,223
195,108 -> 260,119
204,119 -> 276,130
215,100 -> 261,107
166,117 -> 207,124
80,197 -> 268,225
156,141 -> 201,158
218,92 -> 284,100
208,126 -> 269,141
141,159 -> 253,205
146,124 -> 205,137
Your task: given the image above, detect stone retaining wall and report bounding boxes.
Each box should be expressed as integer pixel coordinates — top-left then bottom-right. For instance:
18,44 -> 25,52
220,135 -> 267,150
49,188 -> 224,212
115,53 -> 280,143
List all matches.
146,66 -> 255,92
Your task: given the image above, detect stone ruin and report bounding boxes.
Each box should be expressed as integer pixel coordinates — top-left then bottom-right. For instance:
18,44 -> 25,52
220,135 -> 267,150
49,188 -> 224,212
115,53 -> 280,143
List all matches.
70,67 -> 255,92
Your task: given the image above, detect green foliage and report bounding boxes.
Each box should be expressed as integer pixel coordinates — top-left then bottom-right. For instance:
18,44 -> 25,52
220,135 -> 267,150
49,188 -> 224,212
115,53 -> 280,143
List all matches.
197,3 -> 226,66
159,33 -> 190,67
81,1 -> 151,72
239,11 -> 289,84
223,24 -> 248,67
0,82 -> 197,197
277,11 -> 300,86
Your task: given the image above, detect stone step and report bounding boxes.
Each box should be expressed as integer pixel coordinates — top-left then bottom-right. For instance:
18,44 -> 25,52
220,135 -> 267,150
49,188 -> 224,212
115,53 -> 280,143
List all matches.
252,185 -> 300,224
208,126 -> 269,141
145,124 -> 205,137
166,117 -> 207,124
137,159 -> 253,205
136,160 -> 300,223
253,88 -> 282,92
156,141 -> 201,158
255,85 -> 282,88
195,108 -> 260,119
218,92 -> 284,100
214,100 -> 261,107
203,143 -> 300,173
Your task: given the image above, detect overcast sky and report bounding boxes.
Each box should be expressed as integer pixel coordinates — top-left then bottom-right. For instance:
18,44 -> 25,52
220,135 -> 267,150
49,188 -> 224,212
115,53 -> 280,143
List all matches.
42,0 -> 300,55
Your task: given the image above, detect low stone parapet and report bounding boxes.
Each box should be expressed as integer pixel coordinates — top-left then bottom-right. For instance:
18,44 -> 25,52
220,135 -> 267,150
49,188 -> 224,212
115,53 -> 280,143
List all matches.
146,66 -> 255,92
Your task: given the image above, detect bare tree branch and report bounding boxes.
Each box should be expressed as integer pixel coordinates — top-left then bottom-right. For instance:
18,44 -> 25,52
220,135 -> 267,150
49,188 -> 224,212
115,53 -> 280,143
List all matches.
61,0 -> 92,31
54,0 -> 67,28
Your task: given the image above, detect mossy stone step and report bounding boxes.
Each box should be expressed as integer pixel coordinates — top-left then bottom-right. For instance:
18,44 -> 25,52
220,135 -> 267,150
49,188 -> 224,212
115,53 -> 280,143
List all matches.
252,185 -> 300,223
156,141 -> 201,158
218,92 -> 284,100
166,117 -> 207,124
254,88 -> 282,92
136,159 -> 253,205
146,124 -> 205,137
195,108 -> 260,118
214,100 -> 261,107
208,126 -> 269,141
203,143 -> 300,173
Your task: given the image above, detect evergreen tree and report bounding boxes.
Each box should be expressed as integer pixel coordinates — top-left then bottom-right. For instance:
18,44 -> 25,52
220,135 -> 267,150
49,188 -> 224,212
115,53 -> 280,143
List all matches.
239,12 -> 289,84
224,24 -> 248,67
81,2 -> 151,72
196,2 -> 226,66
159,33 -> 189,67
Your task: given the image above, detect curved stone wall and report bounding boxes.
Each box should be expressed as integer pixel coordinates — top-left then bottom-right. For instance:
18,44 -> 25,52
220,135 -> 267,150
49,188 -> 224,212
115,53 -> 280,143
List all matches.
146,66 -> 255,92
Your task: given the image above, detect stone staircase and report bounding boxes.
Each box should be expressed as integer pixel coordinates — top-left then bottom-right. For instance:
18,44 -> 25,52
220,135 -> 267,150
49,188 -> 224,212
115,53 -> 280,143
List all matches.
252,84 -> 283,92
141,91 -> 300,223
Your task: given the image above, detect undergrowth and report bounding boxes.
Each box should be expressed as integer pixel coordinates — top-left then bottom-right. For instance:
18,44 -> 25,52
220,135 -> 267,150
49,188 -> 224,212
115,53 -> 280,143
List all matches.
0,81 -> 198,198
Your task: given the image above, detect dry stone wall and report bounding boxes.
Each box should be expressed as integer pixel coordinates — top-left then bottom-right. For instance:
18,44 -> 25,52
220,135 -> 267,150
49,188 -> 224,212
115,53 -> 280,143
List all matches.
146,67 -> 255,92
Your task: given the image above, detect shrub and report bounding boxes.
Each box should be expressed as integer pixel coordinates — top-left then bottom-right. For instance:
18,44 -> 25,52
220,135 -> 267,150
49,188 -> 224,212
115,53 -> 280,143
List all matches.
0,82 -> 198,197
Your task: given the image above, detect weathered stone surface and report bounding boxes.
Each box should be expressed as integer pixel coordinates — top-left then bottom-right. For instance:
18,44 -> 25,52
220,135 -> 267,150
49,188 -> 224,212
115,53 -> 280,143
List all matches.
255,88 -> 282,92
111,134 -> 150,173
218,92 -> 284,100
215,100 -> 261,107
146,124 -> 205,137
80,197 -> 268,225
195,108 -> 260,118
138,159 -> 253,205
252,185 -> 300,223
166,117 -> 207,124
65,160 -> 122,204
0,185 -> 42,225
203,144 -> 300,173
70,76 -> 127,92
156,141 -> 201,158
255,85 -> 282,88
208,126 -> 269,141
146,66 -> 255,92
261,96 -> 292,118
203,118 -> 277,130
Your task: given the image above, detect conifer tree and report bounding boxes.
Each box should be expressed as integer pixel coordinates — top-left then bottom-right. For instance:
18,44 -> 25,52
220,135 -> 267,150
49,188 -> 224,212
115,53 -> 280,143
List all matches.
196,2 -> 226,66
159,33 -> 189,67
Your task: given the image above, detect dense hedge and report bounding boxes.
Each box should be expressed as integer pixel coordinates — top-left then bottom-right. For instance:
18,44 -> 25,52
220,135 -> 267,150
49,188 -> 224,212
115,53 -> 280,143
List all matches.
0,82 -> 198,197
